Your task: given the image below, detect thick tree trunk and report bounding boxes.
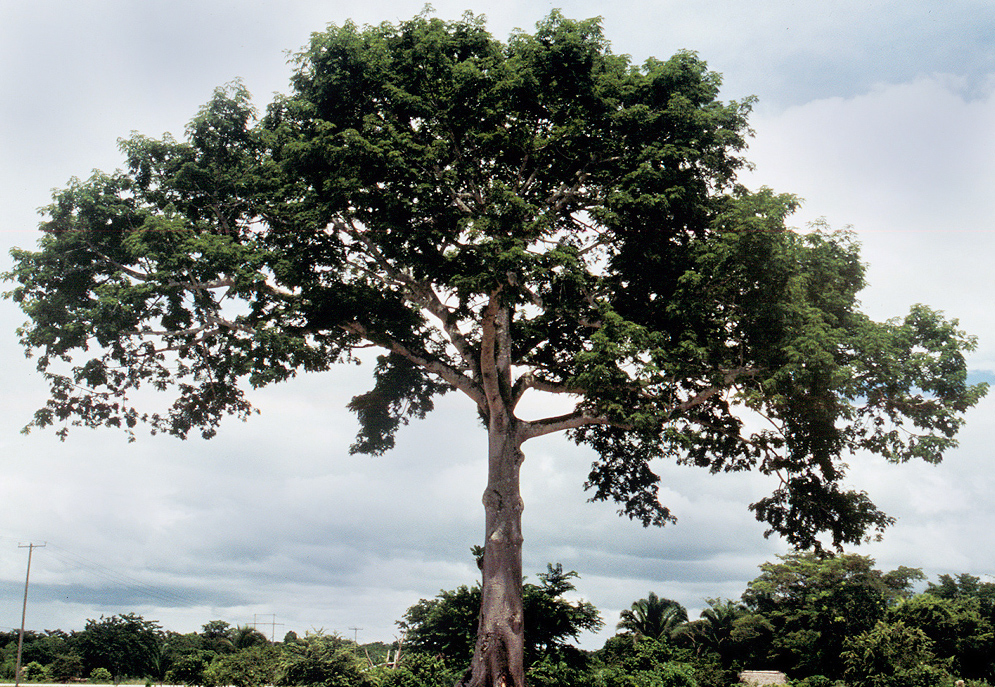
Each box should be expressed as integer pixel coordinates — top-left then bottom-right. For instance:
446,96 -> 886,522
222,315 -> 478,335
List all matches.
460,415 -> 526,687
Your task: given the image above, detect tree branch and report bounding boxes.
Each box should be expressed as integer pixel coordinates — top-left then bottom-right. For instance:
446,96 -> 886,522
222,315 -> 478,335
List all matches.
343,321 -> 484,407
336,217 -> 478,373
510,371 -> 586,411
521,408 -> 618,441
676,366 -> 757,411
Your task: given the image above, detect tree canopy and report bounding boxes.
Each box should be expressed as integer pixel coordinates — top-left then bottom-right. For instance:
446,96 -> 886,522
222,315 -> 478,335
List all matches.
75,613 -> 164,683
740,551 -> 925,677
5,10 -> 986,687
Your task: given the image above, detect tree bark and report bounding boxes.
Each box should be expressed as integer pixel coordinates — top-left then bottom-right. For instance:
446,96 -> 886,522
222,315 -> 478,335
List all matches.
460,413 -> 526,687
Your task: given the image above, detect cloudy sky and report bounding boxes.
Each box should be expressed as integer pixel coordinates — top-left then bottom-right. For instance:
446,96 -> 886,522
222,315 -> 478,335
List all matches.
2,0 -> 994,648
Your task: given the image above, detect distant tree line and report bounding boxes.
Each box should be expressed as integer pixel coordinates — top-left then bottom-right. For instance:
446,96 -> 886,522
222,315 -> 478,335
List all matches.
4,552 -> 994,687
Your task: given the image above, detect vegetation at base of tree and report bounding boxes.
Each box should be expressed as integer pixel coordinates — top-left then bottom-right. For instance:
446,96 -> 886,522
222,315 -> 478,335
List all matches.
399,562 -> 602,669
2,554 -> 995,687
368,653 -> 461,687
5,8 -> 987,686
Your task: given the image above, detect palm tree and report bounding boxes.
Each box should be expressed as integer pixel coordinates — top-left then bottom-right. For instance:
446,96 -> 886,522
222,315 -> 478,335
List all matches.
695,597 -> 747,656
617,592 -> 689,640
232,625 -> 269,650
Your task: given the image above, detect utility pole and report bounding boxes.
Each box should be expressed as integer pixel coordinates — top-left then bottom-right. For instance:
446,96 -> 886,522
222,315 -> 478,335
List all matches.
252,613 -> 284,642
349,626 -> 363,644
15,542 -> 45,687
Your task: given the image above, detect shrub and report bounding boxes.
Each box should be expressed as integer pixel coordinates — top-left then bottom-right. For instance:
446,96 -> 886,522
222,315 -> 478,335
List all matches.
50,652 -> 85,682
166,650 -> 218,686
21,661 -> 50,682
275,632 -> 370,687
842,620 -> 950,687
203,645 -> 279,687
90,666 -> 114,683
527,655 -> 583,687
688,658 -> 738,687
794,675 -> 836,687
371,653 -> 460,687
592,660 -> 698,687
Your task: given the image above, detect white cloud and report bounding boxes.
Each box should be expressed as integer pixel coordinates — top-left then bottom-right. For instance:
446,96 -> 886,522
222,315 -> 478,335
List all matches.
745,73 -> 995,369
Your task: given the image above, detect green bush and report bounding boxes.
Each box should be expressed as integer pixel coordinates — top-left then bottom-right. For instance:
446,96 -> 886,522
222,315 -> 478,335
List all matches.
793,675 -> 836,687
275,632 -> 370,687
842,620 -> 950,687
370,653 -> 460,687
527,655 -> 583,687
687,658 -> 738,687
203,644 -> 279,687
90,666 -> 114,683
49,652 -> 85,682
166,650 -> 218,686
591,661 -> 698,687
21,661 -> 50,682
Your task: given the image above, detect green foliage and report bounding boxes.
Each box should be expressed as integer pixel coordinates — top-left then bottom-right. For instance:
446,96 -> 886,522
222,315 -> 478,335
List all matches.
165,649 -> 218,686
6,9 -> 985,554
76,613 -> 164,683
276,632 -> 370,687
200,620 -> 237,654
371,653 -> 460,687
740,552 -> 922,678
9,558 -> 995,687
618,592 -> 689,640
677,597 -> 756,676
2,630 -> 71,670
684,657 -> 738,687
89,666 -> 113,683
400,583 -> 479,667
888,592 -> 995,681
48,651 -> 85,682
203,644 -> 279,687
358,641 -> 394,667
591,638 -> 698,687
20,661 -> 50,682
524,564 -> 604,664
526,655 -> 585,687
231,626 -> 270,651
841,620 -> 949,687
793,676 -> 837,687
602,635 -> 691,672
927,573 -> 995,623
399,563 -> 602,669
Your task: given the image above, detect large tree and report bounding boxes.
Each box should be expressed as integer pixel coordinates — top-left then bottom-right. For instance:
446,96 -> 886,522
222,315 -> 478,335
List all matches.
75,613 -> 164,683
5,11 -> 986,687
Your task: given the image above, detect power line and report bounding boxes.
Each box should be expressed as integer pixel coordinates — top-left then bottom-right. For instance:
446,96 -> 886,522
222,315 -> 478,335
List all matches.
31,541 -> 205,609
49,543 -> 200,607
